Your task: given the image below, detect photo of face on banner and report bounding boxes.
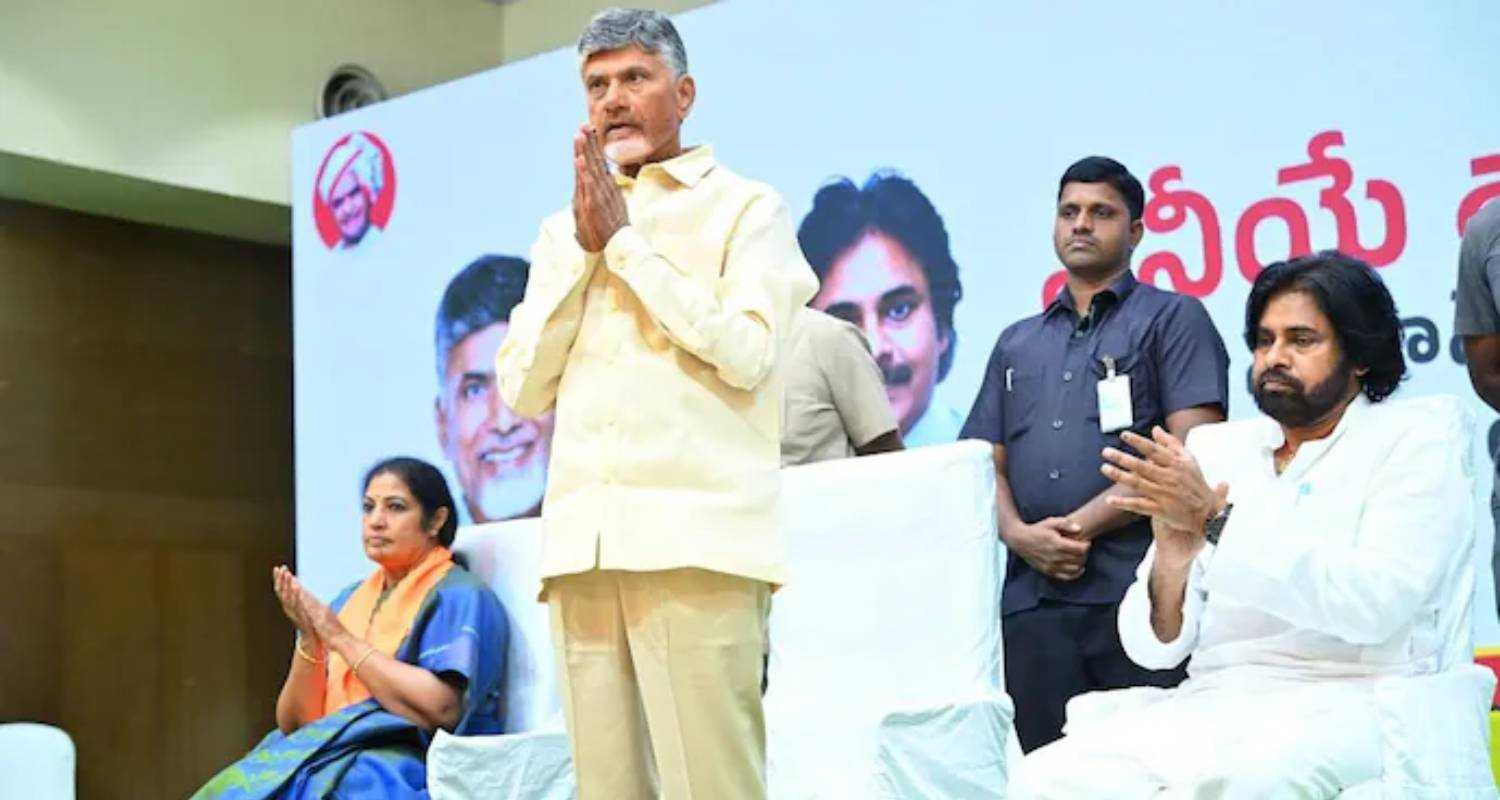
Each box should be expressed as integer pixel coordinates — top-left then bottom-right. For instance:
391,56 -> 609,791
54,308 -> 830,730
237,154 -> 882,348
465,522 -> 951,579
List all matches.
434,255 -> 554,524
798,172 -> 965,447
312,131 -> 396,250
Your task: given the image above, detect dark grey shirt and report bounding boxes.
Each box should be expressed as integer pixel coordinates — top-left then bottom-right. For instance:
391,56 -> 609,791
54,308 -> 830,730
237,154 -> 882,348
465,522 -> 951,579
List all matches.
1455,200 -> 1500,338
1454,199 -> 1500,479
962,270 -> 1229,615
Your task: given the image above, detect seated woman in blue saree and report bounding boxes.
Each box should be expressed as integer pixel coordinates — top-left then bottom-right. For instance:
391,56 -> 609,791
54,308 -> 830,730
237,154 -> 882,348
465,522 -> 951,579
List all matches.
193,457 -> 509,799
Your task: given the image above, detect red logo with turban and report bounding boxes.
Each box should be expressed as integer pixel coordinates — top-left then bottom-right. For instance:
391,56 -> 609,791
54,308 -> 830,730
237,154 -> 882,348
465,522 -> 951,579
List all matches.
312,132 -> 397,250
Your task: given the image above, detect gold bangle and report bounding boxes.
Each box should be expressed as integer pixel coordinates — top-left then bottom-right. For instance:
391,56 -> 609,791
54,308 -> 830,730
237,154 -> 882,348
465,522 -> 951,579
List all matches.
350,645 -> 377,675
294,639 -> 324,664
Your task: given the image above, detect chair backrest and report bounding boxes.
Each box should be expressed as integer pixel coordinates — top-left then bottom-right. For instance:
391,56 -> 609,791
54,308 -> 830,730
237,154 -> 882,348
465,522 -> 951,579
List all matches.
764,441 -> 1004,795
1399,395 -> 1484,670
452,518 -> 560,733
0,723 -> 75,800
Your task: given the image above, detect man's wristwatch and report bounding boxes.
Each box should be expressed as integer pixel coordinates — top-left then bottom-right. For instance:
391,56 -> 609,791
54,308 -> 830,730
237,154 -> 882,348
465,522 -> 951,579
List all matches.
1204,503 -> 1233,545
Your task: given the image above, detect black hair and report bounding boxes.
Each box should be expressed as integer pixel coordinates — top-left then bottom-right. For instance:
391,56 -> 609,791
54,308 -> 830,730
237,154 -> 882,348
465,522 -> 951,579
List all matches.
1057,156 -> 1145,222
797,171 -> 963,380
434,255 -> 530,383
362,456 -> 460,548
1243,250 -> 1406,402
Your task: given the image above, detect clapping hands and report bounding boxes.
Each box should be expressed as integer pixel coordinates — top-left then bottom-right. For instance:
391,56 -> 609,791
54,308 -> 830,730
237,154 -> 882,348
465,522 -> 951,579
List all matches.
1101,427 -> 1229,555
272,566 -> 347,649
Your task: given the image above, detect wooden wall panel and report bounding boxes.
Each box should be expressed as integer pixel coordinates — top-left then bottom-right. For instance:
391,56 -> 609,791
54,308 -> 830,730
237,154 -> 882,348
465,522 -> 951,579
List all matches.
0,542 -> 60,720
60,546 -> 164,799
0,198 -> 294,799
161,549 -> 250,795
241,546 -> 296,753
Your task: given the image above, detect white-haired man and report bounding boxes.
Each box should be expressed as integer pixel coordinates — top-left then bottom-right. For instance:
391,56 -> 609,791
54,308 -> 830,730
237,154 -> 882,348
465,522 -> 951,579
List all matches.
496,8 -> 817,799
318,132 -> 385,249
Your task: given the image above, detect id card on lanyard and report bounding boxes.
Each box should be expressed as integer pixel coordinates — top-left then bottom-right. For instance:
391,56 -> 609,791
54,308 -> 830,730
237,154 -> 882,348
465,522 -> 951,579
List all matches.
1097,355 -> 1133,433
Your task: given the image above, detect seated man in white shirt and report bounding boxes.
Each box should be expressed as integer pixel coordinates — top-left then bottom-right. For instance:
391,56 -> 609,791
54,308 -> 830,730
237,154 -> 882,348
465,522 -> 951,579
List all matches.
1018,250 -> 1472,799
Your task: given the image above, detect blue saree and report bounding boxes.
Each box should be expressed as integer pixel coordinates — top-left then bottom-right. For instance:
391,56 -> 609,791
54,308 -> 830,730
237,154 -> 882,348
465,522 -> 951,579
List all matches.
191,566 -> 508,799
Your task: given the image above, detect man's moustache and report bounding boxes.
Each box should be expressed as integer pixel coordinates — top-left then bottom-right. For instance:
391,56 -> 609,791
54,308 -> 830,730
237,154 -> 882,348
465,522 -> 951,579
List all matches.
881,364 -> 913,387
1256,369 -> 1303,392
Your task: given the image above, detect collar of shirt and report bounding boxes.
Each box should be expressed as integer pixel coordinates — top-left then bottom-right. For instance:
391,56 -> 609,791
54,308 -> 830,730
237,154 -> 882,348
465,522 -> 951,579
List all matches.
1043,268 -> 1139,326
1256,393 -> 1373,479
612,144 -> 717,190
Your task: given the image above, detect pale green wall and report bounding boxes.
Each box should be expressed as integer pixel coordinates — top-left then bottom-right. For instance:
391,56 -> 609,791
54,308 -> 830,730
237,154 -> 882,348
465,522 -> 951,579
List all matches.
502,0 -> 708,64
0,0 -> 709,243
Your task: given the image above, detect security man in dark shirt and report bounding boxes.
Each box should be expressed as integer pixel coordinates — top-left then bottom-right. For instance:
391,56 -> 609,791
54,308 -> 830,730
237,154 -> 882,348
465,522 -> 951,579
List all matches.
962,156 -> 1229,752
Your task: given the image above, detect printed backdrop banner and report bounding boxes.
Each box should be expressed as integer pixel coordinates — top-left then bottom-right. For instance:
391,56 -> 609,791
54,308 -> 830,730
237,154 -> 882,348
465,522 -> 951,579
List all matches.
292,0 -> 1500,648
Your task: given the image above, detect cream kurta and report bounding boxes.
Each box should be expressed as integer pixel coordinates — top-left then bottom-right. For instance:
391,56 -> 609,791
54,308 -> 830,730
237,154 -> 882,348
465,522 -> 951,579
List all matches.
496,145 -> 818,587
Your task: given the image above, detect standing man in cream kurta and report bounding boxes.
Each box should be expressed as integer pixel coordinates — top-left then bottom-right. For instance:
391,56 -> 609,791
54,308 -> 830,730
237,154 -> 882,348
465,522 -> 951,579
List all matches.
495,9 -> 817,799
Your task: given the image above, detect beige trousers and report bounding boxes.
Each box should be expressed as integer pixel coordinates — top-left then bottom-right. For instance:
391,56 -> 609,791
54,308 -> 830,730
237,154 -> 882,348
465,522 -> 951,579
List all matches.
547,568 -> 771,800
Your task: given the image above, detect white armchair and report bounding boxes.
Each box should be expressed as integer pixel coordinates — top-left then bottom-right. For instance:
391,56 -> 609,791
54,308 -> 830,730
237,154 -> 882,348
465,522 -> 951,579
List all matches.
0,723 -> 75,800
429,518 -> 576,800
766,441 -> 1014,798
447,517 -> 561,734
1339,397 -> 1498,797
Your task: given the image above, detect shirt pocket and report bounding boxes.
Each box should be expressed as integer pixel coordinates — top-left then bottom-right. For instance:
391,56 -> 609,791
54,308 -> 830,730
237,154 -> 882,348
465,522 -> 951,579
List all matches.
1089,345 -> 1159,435
1003,368 -> 1043,443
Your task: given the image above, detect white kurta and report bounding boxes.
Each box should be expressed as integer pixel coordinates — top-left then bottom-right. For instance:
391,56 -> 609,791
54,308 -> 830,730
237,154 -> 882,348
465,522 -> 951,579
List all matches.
1019,395 -> 1475,799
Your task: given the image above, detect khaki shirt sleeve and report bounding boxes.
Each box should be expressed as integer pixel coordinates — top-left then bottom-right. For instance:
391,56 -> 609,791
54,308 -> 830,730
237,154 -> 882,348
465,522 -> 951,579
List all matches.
818,318 -> 899,448
496,219 -> 596,417
602,194 -> 818,391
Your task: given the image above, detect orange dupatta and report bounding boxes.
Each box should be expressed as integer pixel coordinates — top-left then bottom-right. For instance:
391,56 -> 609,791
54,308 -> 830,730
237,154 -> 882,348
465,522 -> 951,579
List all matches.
322,546 -> 455,716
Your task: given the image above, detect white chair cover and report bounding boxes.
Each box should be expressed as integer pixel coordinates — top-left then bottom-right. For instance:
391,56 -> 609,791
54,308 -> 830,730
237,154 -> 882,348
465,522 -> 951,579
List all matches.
0,723 -> 75,800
